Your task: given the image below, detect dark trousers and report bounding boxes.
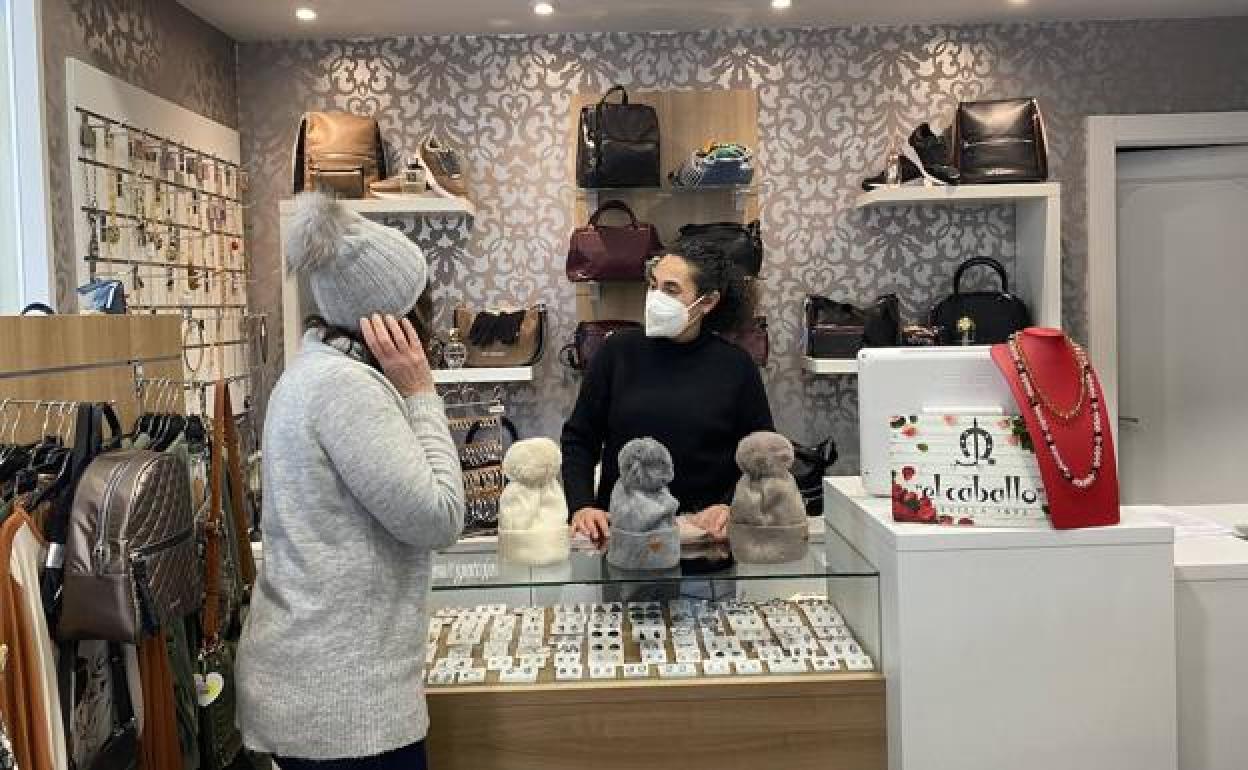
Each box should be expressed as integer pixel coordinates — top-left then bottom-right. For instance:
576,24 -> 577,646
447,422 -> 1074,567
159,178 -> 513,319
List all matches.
275,741 -> 428,770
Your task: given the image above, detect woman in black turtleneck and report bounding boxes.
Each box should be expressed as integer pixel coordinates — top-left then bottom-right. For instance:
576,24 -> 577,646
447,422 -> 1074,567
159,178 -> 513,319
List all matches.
560,240 -> 774,544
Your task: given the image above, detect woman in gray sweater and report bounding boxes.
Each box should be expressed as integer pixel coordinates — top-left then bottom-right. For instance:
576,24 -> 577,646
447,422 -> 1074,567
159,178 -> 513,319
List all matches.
237,193 -> 465,769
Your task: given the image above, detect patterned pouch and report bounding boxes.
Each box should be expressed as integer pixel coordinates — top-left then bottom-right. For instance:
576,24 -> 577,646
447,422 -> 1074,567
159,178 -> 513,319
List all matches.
669,142 -> 754,187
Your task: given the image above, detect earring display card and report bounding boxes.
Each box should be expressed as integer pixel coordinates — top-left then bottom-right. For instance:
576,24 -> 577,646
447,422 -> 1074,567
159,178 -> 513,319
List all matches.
809,657 -> 842,673
766,658 -> 809,674
675,647 -> 703,664
658,663 -> 698,679
589,664 -> 618,680
423,597 -> 873,687
500,666 -> 539,684
556,664 -> 584,681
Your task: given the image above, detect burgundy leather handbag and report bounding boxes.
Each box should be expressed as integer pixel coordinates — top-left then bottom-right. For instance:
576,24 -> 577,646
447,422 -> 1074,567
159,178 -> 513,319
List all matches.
566,200 -> 663,282
560,320 -> 642,371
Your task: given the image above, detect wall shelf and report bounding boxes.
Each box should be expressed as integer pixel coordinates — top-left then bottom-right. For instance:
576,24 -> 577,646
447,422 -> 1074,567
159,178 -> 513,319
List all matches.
281,196 -> 475,219
433,367 -> 533,385
803,357 -> 859,376
855,182 -> 1060,208
855,182 -> 1062,331
342,196 -> 475,217
578,184 -> 757,213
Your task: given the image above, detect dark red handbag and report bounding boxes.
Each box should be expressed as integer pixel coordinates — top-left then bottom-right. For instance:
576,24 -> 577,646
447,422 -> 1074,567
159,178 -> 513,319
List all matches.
559,320 -> 642,371
720,316 -> 769,367
566,200 -> 663,282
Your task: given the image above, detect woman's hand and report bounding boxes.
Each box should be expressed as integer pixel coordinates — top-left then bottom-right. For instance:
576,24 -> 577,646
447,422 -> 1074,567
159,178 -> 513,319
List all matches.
571,507 -> 610,546
690,504 -> 731,541
360,314 -> 434,397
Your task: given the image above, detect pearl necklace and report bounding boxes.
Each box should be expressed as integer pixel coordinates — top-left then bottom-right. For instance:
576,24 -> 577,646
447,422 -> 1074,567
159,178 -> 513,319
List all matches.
1008,334 -> 1104,489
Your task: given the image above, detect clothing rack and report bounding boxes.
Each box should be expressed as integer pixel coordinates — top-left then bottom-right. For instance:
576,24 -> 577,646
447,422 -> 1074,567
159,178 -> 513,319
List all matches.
0,316 -> 184,444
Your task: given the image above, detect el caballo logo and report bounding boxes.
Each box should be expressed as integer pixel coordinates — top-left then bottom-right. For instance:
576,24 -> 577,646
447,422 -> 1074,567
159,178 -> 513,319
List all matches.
890,414 -> 1046,526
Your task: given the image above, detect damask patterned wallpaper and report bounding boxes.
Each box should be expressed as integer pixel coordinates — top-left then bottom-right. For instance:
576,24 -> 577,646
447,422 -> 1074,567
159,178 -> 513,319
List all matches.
235,18 -> 1248,471
42,0 -> 238,311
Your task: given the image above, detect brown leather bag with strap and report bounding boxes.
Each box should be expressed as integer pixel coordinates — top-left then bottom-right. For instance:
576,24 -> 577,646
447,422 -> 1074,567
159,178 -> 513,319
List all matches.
197,383 -> 254,770
292,111 -> 387,198
453,303 -> 547,368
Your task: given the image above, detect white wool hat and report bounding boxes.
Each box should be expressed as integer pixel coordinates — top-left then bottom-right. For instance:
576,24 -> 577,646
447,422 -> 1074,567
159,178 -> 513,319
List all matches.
498,438 -> 571,566
284,192 -> 428,328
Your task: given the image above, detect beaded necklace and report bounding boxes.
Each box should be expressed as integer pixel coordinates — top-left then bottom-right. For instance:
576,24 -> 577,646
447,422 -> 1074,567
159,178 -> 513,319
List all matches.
1007,333 -> 1104,489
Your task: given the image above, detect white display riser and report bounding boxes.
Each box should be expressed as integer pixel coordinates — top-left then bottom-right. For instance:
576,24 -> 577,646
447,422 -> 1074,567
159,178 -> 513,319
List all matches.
824,476 -> 1177,770
1170,504 -> 1248,770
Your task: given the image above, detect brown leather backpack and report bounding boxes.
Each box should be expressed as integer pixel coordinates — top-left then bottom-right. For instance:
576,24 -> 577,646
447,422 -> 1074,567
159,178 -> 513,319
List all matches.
292,111 -> 387,198
60,450 -> 202,642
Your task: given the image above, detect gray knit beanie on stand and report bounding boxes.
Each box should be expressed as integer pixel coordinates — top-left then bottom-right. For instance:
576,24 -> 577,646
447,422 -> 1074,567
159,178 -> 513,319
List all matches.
284,192 -> 429,327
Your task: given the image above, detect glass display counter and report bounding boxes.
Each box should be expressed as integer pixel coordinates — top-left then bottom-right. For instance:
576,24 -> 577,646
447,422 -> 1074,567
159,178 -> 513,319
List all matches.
422,526 -> 886,770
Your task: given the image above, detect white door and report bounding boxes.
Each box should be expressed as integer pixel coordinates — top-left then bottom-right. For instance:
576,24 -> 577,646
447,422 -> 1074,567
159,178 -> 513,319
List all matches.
1116,145 -> 1248,505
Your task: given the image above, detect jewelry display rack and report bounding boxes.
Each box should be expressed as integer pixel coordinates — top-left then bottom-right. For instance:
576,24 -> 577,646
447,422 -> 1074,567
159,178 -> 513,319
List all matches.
66,59 -> 258,416
444,386 -> 510,536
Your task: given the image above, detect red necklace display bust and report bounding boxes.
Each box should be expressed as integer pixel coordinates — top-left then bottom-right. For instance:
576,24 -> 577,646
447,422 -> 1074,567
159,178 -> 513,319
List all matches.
991,328 -> 1120,529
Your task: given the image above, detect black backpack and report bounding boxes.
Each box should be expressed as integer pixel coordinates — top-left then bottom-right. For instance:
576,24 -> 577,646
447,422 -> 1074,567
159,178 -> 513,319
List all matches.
676,220 -> 763,277
576,86 -> 660,188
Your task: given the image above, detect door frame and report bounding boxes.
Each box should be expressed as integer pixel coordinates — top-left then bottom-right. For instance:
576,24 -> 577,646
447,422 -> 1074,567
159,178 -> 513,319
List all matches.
1085,111 -> 1248,438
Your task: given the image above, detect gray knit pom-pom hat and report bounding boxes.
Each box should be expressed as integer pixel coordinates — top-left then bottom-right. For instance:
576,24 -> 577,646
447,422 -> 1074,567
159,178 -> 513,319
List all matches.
284,192 -> 429,328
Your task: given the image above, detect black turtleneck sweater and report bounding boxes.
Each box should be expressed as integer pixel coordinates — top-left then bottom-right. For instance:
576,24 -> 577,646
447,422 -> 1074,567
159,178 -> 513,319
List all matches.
560,328 -> 774,516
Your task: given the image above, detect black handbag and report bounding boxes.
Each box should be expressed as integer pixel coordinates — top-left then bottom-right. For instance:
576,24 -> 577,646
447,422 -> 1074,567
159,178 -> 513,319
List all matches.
790,437 -> 838,516
929,257 -> 1031,345
953,98 -> 1049,184
675,220 -> 763,277
805,294 -> 900,358
576,85 -> 660,188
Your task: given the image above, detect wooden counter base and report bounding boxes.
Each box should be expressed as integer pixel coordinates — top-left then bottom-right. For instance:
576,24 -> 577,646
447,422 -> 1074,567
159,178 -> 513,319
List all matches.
426,672 -> 886,770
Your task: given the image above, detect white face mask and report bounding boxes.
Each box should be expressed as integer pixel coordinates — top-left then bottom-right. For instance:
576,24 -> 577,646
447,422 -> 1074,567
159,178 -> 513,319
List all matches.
645,289 -> 704,339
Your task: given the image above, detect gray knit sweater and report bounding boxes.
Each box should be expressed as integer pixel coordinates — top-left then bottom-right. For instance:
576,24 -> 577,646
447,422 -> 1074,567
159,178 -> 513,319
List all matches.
237,331 -> 465,759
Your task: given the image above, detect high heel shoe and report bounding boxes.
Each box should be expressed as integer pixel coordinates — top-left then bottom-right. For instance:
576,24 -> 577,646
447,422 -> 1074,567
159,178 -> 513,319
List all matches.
861,123 -> 961,191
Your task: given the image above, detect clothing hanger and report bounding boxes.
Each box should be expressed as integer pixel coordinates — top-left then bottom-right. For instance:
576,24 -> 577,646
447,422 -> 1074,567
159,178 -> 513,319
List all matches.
152,379 -> 185,451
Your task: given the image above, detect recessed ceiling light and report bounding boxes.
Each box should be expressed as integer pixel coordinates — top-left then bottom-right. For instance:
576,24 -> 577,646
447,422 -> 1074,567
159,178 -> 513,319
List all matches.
295,7 -> 317,21
771,0 -> 792,8
533,2 -> 554,15
1008,0 -> 1027,5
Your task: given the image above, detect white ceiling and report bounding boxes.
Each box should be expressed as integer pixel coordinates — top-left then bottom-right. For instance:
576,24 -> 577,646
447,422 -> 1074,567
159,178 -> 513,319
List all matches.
181,0 -> 1248,41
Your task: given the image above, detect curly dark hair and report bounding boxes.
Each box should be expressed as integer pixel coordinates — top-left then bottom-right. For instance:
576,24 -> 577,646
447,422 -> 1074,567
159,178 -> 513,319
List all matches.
666,239 -> 757,334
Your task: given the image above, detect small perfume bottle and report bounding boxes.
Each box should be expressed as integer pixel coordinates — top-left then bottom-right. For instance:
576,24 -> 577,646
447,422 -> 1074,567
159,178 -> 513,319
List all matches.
401,161 -> 427,194
885,142 -> 902,189
443,328 -> 467,369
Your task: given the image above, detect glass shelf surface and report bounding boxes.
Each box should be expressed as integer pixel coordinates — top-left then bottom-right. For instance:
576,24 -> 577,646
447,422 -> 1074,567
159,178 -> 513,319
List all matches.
431,525 -> 877,591
576,184 -> 758,195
